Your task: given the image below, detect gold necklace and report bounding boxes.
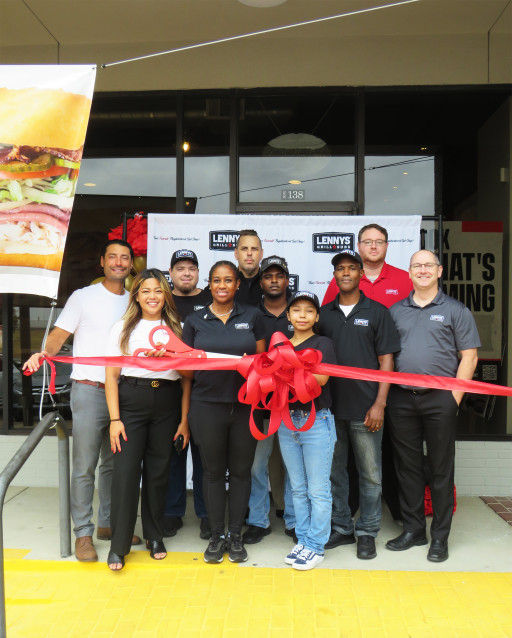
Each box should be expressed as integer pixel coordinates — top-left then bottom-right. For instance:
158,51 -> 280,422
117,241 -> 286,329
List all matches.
209,304 -> 234,318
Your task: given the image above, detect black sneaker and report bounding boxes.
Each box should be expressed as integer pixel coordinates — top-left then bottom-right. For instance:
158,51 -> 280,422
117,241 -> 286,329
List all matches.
163,516 -> 183,537
227,533 -> 248,563
199,518 -> 211,540
204,533 -> 227,564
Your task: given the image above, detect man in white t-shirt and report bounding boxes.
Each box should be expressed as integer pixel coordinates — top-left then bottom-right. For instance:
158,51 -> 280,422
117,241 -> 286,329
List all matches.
23,239 -> 141,562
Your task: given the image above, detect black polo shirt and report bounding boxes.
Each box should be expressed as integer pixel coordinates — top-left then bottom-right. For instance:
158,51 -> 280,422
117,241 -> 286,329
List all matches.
319,291 -> 401,420
172,289 -> 212,323
182,302 -> 265,403
259,300 -> 295,345
288,334 -> 337,412
235,270 -> 263,307
389,289 -> 481,381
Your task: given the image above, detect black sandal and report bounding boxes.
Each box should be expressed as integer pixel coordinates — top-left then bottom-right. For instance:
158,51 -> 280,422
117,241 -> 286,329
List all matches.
107,549 -> 125,571
146,539 -> 167,560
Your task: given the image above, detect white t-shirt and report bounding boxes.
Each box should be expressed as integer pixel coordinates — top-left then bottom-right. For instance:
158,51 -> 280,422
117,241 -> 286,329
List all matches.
339,303 -> 356,317
56,283 -> 129,383
107,319 -> 181,381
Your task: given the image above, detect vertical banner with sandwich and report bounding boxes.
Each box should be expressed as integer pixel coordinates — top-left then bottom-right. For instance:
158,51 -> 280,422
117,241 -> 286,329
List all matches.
0,65 -> 96,298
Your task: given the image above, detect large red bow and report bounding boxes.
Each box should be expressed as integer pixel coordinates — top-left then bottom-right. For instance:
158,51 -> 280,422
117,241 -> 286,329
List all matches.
236,333 -> 323,440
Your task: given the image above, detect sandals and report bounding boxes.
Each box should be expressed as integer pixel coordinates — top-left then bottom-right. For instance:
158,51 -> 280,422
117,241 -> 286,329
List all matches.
146,539 -> 167,560
107,549 -> 125,571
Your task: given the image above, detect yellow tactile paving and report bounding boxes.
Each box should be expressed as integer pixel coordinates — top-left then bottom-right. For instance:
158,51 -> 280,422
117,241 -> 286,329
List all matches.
3,549 -> 512,638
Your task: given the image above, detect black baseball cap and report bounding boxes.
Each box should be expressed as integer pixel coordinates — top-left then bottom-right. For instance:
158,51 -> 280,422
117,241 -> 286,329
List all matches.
260,255 -> 289,276
331,249 -> 363,268
170,249 -> 198,268
286,291 -> 320,312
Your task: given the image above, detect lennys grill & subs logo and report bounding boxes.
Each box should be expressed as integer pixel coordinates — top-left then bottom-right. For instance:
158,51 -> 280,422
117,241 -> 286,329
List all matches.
312,233 -> 354,252
209,231 -> 240,250
288,274 -> 299,293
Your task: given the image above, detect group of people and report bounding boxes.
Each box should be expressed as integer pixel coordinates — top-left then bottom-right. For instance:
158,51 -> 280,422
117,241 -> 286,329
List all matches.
23,223 -> 480,572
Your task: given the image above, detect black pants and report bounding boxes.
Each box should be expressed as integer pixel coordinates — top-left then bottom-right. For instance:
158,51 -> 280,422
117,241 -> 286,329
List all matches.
110,378 -> 181,556
189,400 -> 257,536
387,387 -> 458,542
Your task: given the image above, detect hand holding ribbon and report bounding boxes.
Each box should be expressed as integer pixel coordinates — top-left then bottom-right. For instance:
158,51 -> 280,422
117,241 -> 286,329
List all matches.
24,330 -> 512,440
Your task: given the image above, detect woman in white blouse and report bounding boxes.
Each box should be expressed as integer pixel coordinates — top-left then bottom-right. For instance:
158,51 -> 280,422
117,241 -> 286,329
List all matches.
105,268 -> 191,571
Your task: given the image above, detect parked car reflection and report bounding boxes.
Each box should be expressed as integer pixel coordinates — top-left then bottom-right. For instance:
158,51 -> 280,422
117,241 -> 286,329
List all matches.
0,347 -> 72,422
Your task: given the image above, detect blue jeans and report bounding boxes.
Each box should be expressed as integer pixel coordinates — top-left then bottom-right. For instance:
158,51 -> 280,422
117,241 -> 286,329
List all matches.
247,433 -> 295,530
278,409 -> 336,554
164,434 -> 207,519
331,418 -> 383,537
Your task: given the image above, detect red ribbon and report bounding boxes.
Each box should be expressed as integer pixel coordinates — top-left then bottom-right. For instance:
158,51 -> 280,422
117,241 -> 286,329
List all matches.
26,331 -> 512,439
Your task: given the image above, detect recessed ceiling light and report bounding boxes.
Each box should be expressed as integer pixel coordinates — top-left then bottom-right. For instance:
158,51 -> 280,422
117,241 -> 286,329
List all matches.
403,172 -> 408,175
238,0 -> 288,6
83,183 -> 96,187
289,179 -> 302,185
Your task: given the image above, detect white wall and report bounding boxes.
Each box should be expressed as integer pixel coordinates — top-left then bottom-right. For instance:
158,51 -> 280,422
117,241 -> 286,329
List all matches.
1,435 -> 510,496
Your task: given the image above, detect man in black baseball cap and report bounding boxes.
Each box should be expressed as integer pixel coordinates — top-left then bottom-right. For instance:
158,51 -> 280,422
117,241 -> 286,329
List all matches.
319,248 -> 400,560
331,249 -> 363,269
243,255 -> 296,545
165,248 -> 212,541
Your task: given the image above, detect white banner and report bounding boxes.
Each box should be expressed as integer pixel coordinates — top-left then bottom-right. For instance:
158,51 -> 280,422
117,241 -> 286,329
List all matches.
0,65 -> 96,298
147,214 -> 421,298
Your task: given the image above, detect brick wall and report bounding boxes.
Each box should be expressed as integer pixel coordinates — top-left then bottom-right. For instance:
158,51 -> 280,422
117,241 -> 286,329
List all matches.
1,436 -> 511,496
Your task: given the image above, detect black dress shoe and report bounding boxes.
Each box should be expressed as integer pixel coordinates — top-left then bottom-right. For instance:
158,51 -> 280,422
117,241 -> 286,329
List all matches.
242,525 -> 272,544
427,539 -> 448,562
324,530 -> 356,550
284,527 -> 298,544
163,516 -> 183,537
357,535 -> 377,560
385,531 -> 428,551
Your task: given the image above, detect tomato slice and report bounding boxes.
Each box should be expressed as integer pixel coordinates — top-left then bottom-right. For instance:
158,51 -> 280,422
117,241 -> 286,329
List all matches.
0,165 -> 71,180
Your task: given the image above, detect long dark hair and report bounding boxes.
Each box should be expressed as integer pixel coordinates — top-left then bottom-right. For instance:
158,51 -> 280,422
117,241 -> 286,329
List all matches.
119,268 -> 181,354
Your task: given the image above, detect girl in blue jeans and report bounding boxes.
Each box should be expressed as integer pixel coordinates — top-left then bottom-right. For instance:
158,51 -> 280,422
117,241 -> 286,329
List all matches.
277,291 -> 337,571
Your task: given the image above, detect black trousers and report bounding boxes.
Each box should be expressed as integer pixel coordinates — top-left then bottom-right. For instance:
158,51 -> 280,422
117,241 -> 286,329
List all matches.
110,378 -> 181,556
189,400 -> 257,536
387,387 -> 458,542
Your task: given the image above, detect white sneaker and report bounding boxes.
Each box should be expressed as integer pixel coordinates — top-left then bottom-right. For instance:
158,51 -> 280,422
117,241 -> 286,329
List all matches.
292,547 -> 325,571
284,544 -> 304,565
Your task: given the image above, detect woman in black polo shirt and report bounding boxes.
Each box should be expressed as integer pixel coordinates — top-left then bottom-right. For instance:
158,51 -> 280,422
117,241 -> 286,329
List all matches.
105,269 -> 191,571
182,260 -> 266,564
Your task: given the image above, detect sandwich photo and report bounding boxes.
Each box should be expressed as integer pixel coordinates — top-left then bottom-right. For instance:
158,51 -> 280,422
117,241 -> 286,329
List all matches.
0,87 -> 92,271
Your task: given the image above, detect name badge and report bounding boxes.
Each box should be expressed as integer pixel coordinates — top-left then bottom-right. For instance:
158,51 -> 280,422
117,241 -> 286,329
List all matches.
194,305 -> 206,311
354,318 -> 369,326
235,323 -> 249,329
430,314 -> 444,322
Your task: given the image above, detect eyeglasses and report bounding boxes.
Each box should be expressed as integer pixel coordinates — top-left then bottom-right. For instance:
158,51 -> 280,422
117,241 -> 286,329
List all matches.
359,240 -> 387,247
410,262 -> 439,271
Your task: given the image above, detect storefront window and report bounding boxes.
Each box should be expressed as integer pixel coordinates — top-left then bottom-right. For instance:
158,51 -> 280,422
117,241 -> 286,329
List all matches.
239,94 -> 356,203
365,154 -> 435,214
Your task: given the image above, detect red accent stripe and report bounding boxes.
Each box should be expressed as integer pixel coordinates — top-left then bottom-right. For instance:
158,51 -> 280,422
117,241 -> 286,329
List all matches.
461,222 -> 503,233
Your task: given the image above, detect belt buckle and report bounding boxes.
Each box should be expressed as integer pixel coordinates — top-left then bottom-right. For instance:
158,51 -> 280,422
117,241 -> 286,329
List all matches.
151,380 -> 160,388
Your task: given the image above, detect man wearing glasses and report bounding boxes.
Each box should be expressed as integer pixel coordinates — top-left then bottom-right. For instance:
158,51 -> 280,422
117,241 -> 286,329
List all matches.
385,250 -> 480,562
321,223 -> 413,308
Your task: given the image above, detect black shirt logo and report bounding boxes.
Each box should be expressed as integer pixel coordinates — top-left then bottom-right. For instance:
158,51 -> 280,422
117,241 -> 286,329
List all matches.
209,231 -> 240,250
312,232 -> 354,253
